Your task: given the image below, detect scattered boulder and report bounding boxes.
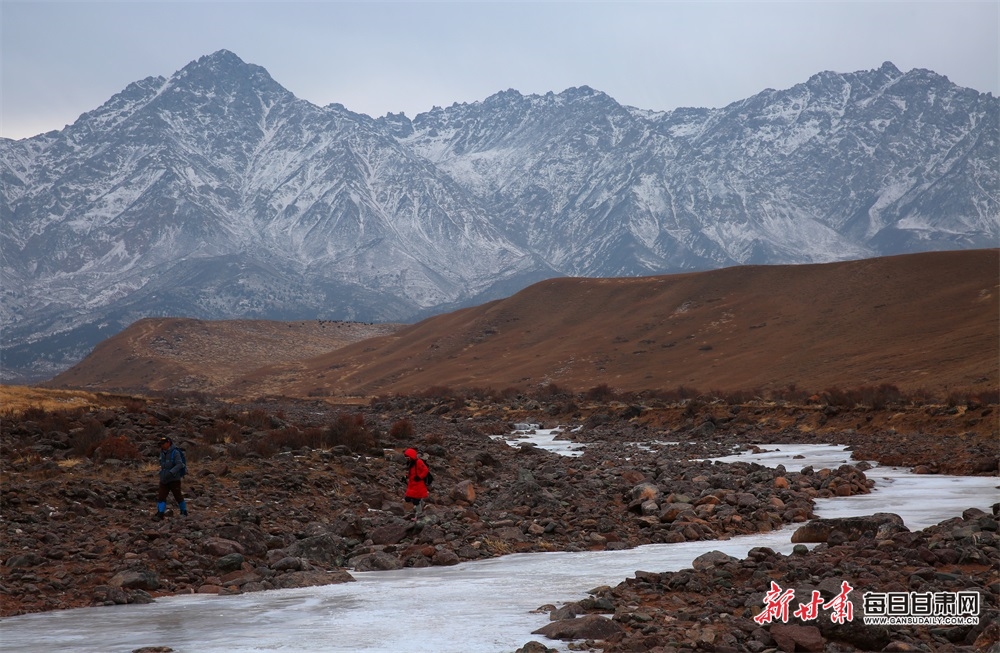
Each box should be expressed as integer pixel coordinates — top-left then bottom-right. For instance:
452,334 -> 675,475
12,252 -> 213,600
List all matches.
349,552 -> 402,572
108,569 -> 159,591
770,623 -> 824,652
532,614 -> 624,641
791,513 -> 907,544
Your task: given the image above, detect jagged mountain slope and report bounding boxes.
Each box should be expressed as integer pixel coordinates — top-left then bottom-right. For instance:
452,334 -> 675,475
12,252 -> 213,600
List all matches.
47,250 -> 1000,398
3,51 -> 998,382
402,63 -> 998,274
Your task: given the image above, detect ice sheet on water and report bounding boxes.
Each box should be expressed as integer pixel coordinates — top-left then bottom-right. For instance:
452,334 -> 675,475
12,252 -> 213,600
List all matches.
491,425 -> 587,457
710,443 -> 1000,530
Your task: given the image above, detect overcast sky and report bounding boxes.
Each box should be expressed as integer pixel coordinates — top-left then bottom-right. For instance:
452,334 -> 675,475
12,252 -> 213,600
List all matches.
2,1 -> 997,140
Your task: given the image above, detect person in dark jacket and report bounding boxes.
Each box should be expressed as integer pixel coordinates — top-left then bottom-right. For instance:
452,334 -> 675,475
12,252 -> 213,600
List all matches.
154,436 -> 187,520
403,447 -> 429,522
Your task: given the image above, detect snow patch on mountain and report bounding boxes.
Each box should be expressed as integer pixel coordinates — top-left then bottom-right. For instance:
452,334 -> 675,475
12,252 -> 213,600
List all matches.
1,51 -> 997,382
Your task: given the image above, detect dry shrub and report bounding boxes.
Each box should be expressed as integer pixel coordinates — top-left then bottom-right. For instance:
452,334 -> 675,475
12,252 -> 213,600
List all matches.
713,388 -> 759,404
203,421 -> 242,444
974,388 -> 1000,405
908,388 -> 936,406
860,384 -> 903,409
646,385 -> 701,403
769,384 -> 811,404
20,406 -> 49,422
821,387 -> 852,408
92,434 -> 141,462
683,398 -> 705,418
240,408 -> 272,429
389,419 -> 414,441
465,387 -> 500,402
68,418 -> 106,457
267,426 -> 325,450
482,536 -> 513,555
182,442 -> 213,463
497,386 -> 521,400
535,383 -> 572,399
20,406 -> 84,433
945,391 -> 983,408
584,384 -> 616,402
121,397 -> 147,413
822,385 -> 904,409
420,385 -> 453,399
248,438 -> 278,458
326,413 -> 375,452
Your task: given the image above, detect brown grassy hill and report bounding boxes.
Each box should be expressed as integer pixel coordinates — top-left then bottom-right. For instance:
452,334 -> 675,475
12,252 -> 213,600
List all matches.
47,250 -> 998,399
46,318 -> 403,395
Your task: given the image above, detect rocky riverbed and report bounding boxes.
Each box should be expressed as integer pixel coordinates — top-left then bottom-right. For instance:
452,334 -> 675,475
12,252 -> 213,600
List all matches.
1,393 -> 997,652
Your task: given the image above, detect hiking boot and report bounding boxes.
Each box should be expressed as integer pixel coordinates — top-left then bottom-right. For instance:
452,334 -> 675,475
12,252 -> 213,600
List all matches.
152,512 -> 165,521
181,509 -> 189,516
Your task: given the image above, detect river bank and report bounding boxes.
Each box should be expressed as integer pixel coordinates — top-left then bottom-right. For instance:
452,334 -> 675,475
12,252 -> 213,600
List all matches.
2,394 -> 997,650
1,444 -> 997,653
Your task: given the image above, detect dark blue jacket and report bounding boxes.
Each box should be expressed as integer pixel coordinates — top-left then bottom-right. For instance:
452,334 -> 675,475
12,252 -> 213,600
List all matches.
159,446 -> 184,484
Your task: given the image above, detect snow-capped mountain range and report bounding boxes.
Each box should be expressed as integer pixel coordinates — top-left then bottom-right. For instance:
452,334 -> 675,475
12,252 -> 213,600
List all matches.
2,50 -> 997,382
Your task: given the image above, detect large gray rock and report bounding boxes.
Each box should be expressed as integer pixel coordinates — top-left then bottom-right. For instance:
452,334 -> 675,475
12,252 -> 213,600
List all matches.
285,533 -> 350,567
370,522 -> 411,546
201,537 -> 245,557
349,551 -> 403,572
532,614 -> 624,641
215,553 -> 245,573
791,513 -> 907,544
108,569 -> 160,591
272,569 -> 354,589
691,550 -> 739,570
215,521 -> 270,557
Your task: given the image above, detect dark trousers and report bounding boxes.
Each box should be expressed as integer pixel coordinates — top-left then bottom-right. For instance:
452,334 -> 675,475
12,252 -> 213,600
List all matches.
157,480 -> 184,504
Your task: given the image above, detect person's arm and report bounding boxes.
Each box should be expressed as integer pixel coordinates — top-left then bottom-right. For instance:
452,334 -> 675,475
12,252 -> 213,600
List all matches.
168,450 -> 184,477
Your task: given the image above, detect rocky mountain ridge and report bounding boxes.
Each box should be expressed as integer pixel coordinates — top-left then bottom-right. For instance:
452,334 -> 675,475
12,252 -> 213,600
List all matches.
3,51 -> 997,382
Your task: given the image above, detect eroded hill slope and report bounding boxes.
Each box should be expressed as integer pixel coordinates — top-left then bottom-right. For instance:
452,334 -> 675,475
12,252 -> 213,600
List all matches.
47,250 -> 999,399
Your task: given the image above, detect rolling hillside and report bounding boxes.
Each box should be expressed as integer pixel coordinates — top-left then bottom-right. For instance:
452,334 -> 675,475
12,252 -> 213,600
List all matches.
46,249 -> 999,399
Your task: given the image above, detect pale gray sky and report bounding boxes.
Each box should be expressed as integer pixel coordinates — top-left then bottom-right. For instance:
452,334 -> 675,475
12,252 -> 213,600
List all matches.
2,1 -> 997,140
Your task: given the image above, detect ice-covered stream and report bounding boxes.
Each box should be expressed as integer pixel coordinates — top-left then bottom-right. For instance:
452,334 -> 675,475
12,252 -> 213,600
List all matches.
1,437 -> 996,653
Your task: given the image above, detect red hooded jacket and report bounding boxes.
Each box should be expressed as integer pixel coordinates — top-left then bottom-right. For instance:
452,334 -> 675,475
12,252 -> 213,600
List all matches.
404,448 -> 429,500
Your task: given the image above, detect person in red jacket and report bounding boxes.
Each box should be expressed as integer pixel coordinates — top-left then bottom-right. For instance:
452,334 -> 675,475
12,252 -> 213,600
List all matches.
403,447 -> 430,522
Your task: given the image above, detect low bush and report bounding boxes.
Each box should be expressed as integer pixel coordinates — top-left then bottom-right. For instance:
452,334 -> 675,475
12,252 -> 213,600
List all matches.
202,421 -> 242,444
389,418 -> 414,441
326,413 -> 375,452
91,434 -> 141,462
68,418 -> 106,457
584,384 -> 616,401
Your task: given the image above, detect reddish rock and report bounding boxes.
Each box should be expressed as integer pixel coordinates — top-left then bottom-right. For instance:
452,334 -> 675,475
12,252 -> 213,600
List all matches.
532,614 -> 624,641
770,623 -> 824,652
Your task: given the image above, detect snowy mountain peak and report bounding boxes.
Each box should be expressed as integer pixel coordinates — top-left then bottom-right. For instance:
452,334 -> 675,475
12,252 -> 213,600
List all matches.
1,53 -> 997,383
877,60 -> 903,77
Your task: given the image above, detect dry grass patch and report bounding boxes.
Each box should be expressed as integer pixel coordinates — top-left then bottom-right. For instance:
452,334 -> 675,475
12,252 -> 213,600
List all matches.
0,385 -> 141,416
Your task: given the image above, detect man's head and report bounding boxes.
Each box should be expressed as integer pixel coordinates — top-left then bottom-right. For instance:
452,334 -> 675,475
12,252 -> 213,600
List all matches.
404,448 -> 418,460
159,437 -> 172,450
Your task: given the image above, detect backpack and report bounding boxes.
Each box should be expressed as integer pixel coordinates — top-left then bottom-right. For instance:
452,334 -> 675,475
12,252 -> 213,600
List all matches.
424,469 -> 433,488
173,447 -> 187,478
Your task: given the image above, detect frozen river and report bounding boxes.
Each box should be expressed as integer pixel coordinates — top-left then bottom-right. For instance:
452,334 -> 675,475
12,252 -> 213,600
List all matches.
1,440 -> 997,653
